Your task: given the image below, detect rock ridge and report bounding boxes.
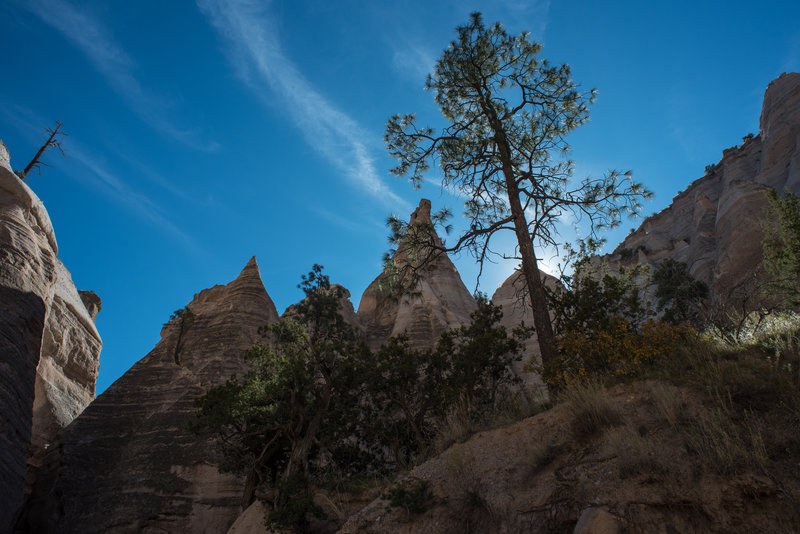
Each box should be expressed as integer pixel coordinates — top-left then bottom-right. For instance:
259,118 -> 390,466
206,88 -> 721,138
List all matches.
599,72 -> 800,301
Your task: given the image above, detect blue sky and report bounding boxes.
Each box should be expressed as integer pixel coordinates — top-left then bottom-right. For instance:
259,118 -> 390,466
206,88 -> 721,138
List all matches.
1,0 -> 798,394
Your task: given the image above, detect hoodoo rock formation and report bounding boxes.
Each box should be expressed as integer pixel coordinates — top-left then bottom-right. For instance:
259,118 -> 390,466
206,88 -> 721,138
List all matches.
601,72 -> 800,301
21,257 -> 279,534
357,199 -> 477,351
0,141 -> 101,533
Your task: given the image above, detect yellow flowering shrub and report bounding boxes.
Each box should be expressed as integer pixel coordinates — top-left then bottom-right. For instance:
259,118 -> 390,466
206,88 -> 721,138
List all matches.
545,317 -> 693,388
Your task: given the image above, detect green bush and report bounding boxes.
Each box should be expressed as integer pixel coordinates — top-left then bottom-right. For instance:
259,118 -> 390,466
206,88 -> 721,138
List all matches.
546,262 -> 692,387
762,188 -> 800,308
384,479 -> 434,514
653,258 -> 708,326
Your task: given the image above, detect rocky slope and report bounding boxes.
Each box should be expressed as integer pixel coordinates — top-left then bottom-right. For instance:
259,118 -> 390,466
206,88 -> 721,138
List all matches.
340,380 -> 799,534
21,257 -> 279,534
0,141 -> 101,533
600,72 -> 800,303
357,199 -> 477,351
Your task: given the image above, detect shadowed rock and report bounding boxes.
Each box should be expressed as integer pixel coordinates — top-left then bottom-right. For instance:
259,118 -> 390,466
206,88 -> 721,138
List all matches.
490,269 -> 560,399
23,257 -> 279,534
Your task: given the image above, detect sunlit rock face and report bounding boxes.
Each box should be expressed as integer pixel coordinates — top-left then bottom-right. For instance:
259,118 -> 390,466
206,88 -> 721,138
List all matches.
0,143 -> 101,533
357,199 -> 477,351
599,72 -> 800,300
27,259 -> 102,494
23,257 -> 279,534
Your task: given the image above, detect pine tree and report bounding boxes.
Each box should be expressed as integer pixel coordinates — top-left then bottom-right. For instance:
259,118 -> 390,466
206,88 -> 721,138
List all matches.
762,188 -> 800,308
385,13 -> 650,386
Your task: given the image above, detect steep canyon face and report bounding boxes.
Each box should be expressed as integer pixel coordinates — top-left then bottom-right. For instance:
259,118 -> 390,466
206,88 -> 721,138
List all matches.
22,258 -> 279,534
600,73 -> 800,302
0,143 -> 101,533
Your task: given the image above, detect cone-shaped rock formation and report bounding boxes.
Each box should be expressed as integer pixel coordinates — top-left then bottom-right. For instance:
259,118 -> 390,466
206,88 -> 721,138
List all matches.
357,199 -> 476,351
22,257 -> 279,534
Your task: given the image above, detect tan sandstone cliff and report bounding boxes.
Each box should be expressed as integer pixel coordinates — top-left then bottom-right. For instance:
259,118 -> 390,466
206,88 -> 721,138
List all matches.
600,72 -> 800,302
21,257 -> 279,534
0,140 -> 102,533
357,199 -> 477,351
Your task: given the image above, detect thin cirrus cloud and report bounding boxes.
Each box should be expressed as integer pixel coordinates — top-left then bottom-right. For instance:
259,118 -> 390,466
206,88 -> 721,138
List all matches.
18,0 -> 217,152
392,43 -> 436,85
0,104 -> 197,251
68,148 -> 199,253
196,0 -> 407,210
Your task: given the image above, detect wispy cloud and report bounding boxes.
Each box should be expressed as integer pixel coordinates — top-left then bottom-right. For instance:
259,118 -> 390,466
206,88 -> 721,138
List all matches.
68,146 -> 197,248
310,206 -> 384,236
0,104 -> 198,251
196,0 -> 407,209
18,0 -> 217,151
781,29 -> 800,73
392,43 -> 436,84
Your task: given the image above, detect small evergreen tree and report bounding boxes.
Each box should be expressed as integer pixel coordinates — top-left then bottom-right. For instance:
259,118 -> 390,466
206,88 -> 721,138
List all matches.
436,296 -> 524,420
385,13 -> 650,394
762,188 -> 800,309
653,259 -> 708,325
195,265 -> 370,532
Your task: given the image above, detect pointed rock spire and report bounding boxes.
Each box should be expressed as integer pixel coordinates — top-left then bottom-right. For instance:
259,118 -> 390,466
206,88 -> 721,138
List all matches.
409,198 -> 432,225
358,199 -> 476,351
23,256 -> 280,534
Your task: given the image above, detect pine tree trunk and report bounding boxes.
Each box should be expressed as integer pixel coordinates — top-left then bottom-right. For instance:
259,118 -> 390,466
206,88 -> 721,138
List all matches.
504,180 -> 557,385
482,100 -> 557,392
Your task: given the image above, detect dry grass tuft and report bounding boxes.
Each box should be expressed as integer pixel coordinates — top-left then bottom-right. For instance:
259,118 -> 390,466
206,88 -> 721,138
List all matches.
649,382 -> 686,427
561,382 -> 622,438
605,423 -> 667,478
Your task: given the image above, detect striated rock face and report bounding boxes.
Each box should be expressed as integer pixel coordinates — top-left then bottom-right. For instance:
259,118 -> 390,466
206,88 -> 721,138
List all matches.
23,257 -> 279,534
600,73 -> 800,300
27,260 -> 103,494
490,270 -> 559,397
357,199 -> 476,351
0,145 -> 100,532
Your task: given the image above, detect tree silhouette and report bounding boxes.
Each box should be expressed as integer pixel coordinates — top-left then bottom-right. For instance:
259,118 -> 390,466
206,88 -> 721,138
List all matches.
385,13 -> 650,385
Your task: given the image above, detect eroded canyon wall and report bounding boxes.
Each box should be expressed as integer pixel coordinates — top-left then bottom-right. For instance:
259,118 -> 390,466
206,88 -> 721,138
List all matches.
600,72 -> 800,300
0,141 -> 101,532
23,257 -> 278,534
